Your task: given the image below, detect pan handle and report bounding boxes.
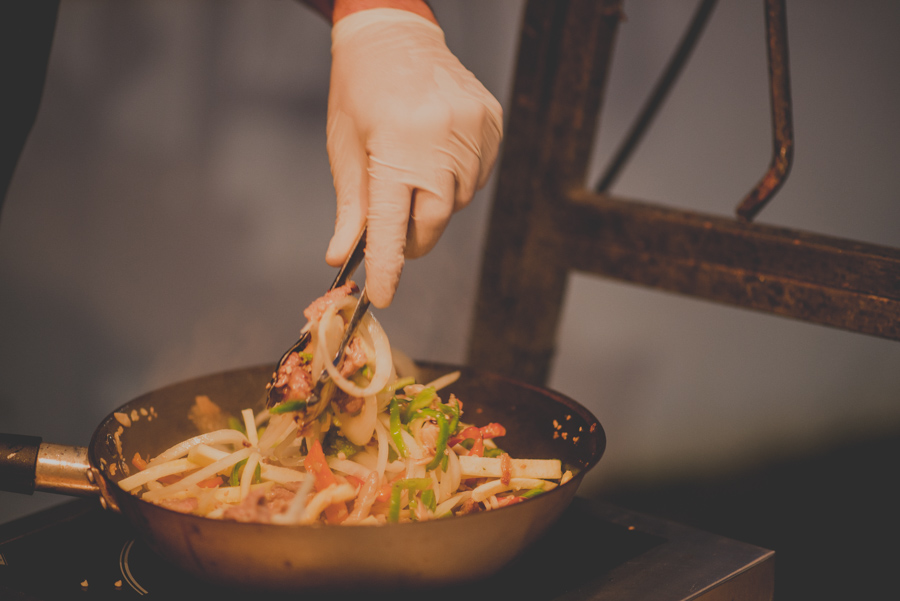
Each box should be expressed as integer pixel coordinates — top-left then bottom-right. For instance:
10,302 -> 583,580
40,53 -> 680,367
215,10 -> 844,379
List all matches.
0,433 -> 42,494
0,433 -> 100,497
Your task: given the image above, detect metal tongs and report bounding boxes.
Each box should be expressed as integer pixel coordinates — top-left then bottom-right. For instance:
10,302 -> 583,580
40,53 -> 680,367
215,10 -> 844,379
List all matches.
265,228 -> 371,422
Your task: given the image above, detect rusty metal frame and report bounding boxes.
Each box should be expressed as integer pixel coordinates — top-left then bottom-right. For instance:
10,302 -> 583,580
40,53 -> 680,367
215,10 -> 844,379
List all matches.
467,0 -> 900,386
736,0 -> 794,221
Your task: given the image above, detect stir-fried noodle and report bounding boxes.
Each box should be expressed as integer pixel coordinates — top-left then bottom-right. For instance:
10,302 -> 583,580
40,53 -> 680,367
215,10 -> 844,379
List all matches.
119,283 -> 571,524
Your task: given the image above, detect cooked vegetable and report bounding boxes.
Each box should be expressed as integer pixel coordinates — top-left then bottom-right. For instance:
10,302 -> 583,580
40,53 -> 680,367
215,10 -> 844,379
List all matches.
269,400 -> 307,415
230,458 -> 262,487
118,282 -> 569,524
457,456 -> 562,480
389,397 -> 409,459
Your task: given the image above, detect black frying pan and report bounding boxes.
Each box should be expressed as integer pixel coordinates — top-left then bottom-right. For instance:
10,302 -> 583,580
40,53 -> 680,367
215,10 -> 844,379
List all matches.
0,362 -> 604,592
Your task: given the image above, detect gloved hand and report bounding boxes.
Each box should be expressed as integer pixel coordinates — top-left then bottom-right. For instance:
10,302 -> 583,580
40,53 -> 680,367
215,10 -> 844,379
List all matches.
325,8 -> 503,308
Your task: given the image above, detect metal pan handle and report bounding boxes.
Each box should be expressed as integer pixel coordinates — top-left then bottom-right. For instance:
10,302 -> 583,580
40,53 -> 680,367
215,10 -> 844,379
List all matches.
0,433 -> 100,497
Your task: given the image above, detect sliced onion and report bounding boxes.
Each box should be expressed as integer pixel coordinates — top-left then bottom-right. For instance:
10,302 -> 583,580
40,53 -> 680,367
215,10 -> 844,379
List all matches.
143,447 -> 252,502
118,458 -> 195,492
257,413 -> 296,453
260,463 -> 306,484
240,451 -> 261,501
373,419 -> 389,481
242,409 -> 258,447
430,469 -> 441,501
337,395 -> 377,446
315,296 -> 354,375
438,463 -> 451,504
425,370 -> 461,392
434,490 -> 471,516
147,429 -> 248,468
325,456 -> 373,480
316,299 -> 392,398
272,427 -> 302,465
447,448 -> 461,495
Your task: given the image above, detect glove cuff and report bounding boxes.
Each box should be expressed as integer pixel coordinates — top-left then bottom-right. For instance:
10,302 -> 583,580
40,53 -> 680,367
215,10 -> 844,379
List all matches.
332,8 -> 444,48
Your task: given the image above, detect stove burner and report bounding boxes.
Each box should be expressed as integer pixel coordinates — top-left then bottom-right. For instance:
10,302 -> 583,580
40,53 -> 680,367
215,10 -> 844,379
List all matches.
115,536 -> 238,598
119,539 -> 149,595
1,497 -> 773,600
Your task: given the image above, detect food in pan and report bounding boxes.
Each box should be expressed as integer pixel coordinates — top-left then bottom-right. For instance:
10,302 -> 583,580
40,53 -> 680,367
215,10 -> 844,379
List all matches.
117,283 -> 571,524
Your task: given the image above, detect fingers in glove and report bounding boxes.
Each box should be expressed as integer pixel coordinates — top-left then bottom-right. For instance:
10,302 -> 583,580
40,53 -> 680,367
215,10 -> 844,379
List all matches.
406,174 -> 455,259
326,110 -> 369,267
364,162 -> 414,308
474,94 -> 504,190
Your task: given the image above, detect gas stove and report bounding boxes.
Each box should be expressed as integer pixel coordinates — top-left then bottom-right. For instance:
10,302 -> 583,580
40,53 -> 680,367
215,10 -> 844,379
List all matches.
0,497 -> 772,600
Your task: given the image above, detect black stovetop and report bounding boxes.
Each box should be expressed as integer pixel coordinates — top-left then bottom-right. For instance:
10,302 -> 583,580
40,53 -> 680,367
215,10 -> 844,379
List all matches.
0,497 -> 772,600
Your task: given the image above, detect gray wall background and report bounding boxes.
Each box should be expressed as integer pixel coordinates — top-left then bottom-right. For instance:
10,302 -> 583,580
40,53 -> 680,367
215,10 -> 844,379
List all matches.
3,0 -> 900,523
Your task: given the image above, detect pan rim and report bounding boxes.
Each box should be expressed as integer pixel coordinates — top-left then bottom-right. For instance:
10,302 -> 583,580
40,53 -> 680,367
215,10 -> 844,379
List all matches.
91,361 -> 606,529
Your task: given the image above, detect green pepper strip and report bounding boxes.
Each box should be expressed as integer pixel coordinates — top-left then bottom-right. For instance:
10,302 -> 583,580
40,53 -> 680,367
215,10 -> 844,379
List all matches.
388,478 -> 433,523
382,376 -> 416,395
388,486 -> 403,523
389,397 -> 409,459
421,489 -> 436,512
519,486 -> 545,499
417,408 -> 449,471
439,400 -> 460,435
404,387 -> 437,422
227,416 -> 246,434
269,399 -> 307,415
229,458 -> 261,486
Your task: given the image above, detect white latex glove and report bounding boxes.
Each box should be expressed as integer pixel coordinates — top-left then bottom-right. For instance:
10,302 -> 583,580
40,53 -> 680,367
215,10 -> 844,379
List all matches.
325,8 -> 503,308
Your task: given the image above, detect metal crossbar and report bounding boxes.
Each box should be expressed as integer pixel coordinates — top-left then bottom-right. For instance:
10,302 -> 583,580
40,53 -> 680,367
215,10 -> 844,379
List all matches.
467,0 -> 900,386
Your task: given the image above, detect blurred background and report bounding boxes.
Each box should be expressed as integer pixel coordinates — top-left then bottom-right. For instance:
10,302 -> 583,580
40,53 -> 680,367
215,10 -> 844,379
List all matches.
2,0 -> 900,596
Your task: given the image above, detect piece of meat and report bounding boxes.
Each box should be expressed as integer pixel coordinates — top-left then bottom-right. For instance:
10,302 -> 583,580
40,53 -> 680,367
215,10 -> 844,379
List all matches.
403,384 -> 425,397
500,453 -> 512,486
223,487 -> 271,523
261,485 -> 298,515
188,395 -> 228,433
303,281 -> 359,324
158,497 -> 199,515
332,390 -> 365,415
271,352 -> 313,403
494,495 -> 524,508
339,337 -> 368,378
222,483 -> 304,524
456,497 -> 483,516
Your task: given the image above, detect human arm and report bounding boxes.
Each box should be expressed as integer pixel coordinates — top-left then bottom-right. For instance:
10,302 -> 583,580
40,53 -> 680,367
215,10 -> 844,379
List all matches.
302,0 -> 438,25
